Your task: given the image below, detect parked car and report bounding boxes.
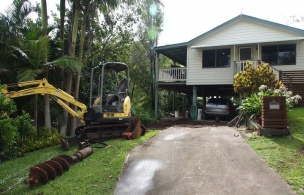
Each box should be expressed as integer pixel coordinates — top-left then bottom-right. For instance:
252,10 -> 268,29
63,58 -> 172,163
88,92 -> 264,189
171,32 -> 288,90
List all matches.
203,98 -> 236,120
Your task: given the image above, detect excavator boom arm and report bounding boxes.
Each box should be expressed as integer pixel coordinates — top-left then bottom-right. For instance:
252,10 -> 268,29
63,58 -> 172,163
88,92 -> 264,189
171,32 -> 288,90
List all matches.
3,78 -> 87,122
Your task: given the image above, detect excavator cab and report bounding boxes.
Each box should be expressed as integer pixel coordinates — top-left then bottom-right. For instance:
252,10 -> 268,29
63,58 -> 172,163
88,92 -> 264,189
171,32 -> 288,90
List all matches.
84,62 -> 131,125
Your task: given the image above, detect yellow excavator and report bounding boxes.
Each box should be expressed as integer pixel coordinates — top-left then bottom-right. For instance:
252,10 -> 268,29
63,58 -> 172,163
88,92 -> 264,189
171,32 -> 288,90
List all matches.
1,62 -> 145,149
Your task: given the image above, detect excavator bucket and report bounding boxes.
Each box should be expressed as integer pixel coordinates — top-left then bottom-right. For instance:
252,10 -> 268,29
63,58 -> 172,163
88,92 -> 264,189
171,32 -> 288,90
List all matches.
60,137 -> 80,150
122,117 -> 146,139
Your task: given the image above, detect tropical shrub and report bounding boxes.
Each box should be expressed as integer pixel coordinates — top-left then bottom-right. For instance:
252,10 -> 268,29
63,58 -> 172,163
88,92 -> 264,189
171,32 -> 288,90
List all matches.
238,93 -> 262,118
22,126 -> 61,153
0,90 -> 19,160
0,85 -> 61,162
0,89 -> 36,161
233,61 -> 283,96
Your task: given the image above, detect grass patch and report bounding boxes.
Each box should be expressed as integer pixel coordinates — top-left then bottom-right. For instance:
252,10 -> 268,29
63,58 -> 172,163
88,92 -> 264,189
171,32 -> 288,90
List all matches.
0,130 -> 159,195
247,107 -> 304,195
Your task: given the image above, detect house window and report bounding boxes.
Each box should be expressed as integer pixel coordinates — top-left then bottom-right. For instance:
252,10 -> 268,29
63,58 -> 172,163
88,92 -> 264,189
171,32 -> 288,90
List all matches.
262,44 -> 296,65
202,49 -> 230,68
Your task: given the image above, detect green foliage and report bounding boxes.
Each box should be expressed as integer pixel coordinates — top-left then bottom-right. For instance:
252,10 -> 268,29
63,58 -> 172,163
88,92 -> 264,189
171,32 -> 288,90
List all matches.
0,86 -> 61,161
22,126 -> 61,153
131,95 -> 156,123
16,111 -> 36,139
233,61 -> 283,96
238,84 -> 302,118
235,61 -> 301,119
0,90 -> 19,160
239,93 -> 262,118
0,117 -> 20,160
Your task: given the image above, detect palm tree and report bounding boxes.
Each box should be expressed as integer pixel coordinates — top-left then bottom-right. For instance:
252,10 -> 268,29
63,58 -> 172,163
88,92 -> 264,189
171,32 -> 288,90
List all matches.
0,0 -> 34,81
13,36 -> 83,130
59,0 -> 120,135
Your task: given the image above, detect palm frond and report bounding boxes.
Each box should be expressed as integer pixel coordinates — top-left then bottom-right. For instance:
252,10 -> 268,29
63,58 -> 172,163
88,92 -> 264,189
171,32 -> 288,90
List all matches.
5,0 -> 33,27
17,69 -> 44,82
45,56 -> 83,72
24,36 -> 50,68
11,45 -> 29,59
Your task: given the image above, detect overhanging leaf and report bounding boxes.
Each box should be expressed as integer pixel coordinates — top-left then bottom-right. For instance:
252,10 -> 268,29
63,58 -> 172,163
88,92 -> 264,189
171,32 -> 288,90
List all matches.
45,56 -> 83,72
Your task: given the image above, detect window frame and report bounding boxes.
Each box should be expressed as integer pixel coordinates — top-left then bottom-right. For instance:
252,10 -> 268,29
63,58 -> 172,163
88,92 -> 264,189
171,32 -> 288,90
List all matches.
262,44 -> 296,65
202,48 -> 231,68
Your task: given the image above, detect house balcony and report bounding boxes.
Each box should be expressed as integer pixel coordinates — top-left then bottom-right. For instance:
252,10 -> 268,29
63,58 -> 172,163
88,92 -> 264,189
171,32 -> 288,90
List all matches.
158,67 -> 187,82
234,60 -> 280,80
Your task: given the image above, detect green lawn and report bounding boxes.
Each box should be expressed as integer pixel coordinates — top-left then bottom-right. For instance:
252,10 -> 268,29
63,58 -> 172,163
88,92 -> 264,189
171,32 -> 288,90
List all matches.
0,130 -> 159,195
247,107 -> 304,195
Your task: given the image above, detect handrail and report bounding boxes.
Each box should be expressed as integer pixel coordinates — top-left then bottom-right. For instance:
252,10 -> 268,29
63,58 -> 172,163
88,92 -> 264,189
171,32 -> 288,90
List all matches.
158,67 -> 187,82
234,60 -> 280,80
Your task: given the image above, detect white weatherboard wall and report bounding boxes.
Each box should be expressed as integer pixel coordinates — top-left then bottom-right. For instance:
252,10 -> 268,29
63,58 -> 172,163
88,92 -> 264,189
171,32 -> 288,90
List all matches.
187,46 -> 234,85
193,19 -> 301,46
186,19 -> 304,85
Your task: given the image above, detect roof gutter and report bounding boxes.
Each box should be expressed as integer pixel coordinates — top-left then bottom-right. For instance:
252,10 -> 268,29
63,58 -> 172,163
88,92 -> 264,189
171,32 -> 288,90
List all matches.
191,37 -> 304,49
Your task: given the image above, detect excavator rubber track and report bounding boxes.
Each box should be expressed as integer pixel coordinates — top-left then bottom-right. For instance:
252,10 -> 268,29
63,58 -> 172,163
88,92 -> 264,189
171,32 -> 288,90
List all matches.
61,124 -> 128,150
61,118 -> 146,150
79,123 -> 129,139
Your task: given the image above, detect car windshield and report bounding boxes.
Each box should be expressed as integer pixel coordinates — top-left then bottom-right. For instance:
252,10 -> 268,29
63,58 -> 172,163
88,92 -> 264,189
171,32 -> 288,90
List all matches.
207,99 -> 228,105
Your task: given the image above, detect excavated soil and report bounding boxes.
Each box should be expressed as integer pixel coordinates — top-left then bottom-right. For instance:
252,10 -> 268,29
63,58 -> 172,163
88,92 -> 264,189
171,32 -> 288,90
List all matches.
144,117 -> 229,130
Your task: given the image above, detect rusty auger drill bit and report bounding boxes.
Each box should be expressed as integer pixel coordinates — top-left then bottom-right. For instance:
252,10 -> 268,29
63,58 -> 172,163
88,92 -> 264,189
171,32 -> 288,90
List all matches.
28,146 -> 93,189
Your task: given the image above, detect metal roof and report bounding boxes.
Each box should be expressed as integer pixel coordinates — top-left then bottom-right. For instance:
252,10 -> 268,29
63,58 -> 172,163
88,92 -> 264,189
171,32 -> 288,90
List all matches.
191,37 -> 304,49
101,62 -> 129,72
188,14 -> 304,45
154,42 -> 188,66
154,14 -> 304,66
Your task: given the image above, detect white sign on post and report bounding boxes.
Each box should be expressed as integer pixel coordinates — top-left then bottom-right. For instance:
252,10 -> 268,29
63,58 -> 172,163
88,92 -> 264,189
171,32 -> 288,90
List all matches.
269,102 -> 280,109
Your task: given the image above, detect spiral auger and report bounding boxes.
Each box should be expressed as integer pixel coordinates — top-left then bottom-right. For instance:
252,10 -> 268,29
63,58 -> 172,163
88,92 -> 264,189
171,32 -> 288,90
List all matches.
28,146 -> 93,189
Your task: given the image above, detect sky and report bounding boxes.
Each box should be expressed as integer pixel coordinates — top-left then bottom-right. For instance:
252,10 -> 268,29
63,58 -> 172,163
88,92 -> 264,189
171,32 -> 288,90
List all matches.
1,0 -> 304,46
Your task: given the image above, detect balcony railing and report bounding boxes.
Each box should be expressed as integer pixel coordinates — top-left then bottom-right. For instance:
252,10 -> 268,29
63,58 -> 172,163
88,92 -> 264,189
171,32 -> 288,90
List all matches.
158,67 -> 187,82
234,60 -> 280,80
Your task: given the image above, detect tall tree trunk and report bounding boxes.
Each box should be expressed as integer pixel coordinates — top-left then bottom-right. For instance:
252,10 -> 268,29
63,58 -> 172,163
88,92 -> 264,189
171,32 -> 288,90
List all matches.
41,0 -> 51,131
71,12 -> 87,134
60,71 -> 73,135
71,8 -> 80,57
58,0 -> 65,132
34,95 -> 38,131
61,5 -> 80,136
41,0 -> 48,35
59,0 -> 65,90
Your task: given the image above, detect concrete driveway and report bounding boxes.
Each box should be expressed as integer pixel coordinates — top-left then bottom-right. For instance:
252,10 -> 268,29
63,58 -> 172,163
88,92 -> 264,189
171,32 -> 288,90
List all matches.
114,126 -> 296,195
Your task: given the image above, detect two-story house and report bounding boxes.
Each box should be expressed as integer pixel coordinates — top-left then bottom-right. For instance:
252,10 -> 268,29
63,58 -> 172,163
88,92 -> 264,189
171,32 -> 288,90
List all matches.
153,14 -> 304,118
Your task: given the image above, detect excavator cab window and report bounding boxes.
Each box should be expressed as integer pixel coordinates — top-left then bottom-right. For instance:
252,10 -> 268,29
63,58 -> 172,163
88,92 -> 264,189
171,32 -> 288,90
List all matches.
89,62 -> 129,115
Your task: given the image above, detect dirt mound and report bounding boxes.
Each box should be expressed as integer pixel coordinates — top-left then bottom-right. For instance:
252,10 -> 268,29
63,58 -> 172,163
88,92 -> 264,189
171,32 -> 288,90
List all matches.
144,118 -> 229,130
